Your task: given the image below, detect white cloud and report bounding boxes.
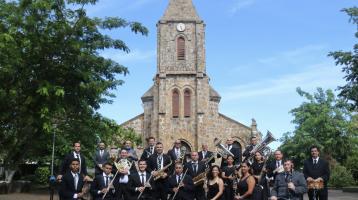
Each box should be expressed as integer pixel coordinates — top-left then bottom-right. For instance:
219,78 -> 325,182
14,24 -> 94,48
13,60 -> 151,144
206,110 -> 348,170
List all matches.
229,0 -> 256,15
101,49 -> 156,63
222,62 -> 344,101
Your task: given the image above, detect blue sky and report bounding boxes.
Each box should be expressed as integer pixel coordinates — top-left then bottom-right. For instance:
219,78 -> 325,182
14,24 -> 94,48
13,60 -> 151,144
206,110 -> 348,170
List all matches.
87,0 -> 357,148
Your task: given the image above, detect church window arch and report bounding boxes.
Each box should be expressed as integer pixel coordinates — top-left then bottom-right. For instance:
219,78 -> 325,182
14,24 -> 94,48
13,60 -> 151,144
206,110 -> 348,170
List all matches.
172,89 -> 180,118
184,89 -> 191,117
177,36 -> 185,60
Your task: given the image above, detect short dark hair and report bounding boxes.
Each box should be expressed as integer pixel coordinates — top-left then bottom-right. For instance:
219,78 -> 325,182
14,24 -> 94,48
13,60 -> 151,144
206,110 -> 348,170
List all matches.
156,142 -> 163,146
73,141 -> 81,146
309,145 -> 320,152
70,158 -> 80,164
147,137 -> 155,141
138,159 -> 147,164
103,162 -> 112,167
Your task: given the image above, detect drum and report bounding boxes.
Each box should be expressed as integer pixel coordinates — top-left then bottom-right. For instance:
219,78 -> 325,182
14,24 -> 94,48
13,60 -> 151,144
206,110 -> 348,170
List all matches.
307,179 -> 324,190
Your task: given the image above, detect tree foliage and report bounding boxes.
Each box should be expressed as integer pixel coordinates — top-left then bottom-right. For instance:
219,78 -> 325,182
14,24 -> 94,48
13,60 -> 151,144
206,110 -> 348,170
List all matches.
329,7 -> 358,111
0,0 -> 148,169
280,88 -> 356,169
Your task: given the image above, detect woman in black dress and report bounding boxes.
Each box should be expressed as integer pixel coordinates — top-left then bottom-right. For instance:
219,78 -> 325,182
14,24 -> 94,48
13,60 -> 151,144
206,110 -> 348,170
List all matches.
252,151 -> 269,200
206,165 -> 224,200
234,162 -> 255,200
221,155 -> 236,200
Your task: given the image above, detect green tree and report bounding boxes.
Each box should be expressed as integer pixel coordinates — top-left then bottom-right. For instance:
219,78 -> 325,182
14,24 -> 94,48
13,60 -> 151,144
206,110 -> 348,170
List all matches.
280,88 -> 355,169
329,7 -> 358,111
0,0 -> 147,173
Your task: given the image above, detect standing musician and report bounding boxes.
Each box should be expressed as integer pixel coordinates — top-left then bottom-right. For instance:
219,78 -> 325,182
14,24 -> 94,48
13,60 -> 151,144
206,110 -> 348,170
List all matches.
147,142 -> 172,200
168,140 -> 184,163
233,162 -> 255,200
59,158 -> 85,200
94,142 -> 110,175
114,148 -> 136,200
168,163 -> 194,200
124,140 -> 138,161
242,137 -> 258,162
57,142 -> 90,182
266,150 -> 284,184
128,159 -> 153,200
90,162 -> 116,200
221,155 -> 236,200
220,138 -> 242,168
303,145 -> 330,200
270,160 -> 307,200
184,151 -> 206,200
140,137 -> 156,161
252,151 -> 269,200
198,144 -> 215,167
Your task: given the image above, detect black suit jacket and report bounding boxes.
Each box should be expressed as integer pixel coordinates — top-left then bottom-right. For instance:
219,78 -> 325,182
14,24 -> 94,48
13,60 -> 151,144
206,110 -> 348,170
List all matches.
242,144 -> 255,160
90,174 -> 115,200
184,161 -> 206,179
59,172 -> 84,200
168,174 -> 194,200
94,150 -> 110,174
303,158 -> 330,187
140,146 -> 155,160
168,148 -> 182,162
127,171 -> 153,200
219,146 -> 242,167
59,152 -> 88,176
266,160 -> 283,180
198,151 -> 215,166
147,153 -> 172,174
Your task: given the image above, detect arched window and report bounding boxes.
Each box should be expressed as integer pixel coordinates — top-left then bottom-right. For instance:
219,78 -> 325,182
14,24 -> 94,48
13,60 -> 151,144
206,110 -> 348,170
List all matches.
172,89 -> 180,118
177,37 -> 185,60
184,89 -> 191,117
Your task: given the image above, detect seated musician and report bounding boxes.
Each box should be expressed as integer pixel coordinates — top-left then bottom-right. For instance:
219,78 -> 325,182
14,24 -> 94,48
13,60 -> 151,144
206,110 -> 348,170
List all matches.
147,142 -> 172,200
168,163 -> 194,200
90,162 -> 116,200
128,159 -> 153,200
184,151 -> 206,200
270,160 -> 307,200
303,145 -> 330,200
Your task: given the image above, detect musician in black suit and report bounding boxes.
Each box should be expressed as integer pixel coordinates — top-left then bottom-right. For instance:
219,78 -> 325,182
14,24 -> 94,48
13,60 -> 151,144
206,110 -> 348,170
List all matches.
184,151 -> 206,200
59,158 -> 85,200
147,142 -> 172,200
94,142 -> 110,175
266,150 -> 284,184
303,145 -> 330,200
242,137 -> 257,161
90,162 -> 116,200
57,142 -> 90,182
128,159 -> 153,200
220,138 -> 242,168
114,148 -> 136,200
168,163 -> 194,200
140,137 -> 156,161
168,140 -> 184,163
198,144 -> 215,167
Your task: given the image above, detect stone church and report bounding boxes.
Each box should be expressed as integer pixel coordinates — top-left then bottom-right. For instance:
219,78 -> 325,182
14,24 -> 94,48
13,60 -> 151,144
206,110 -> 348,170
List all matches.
122,0 -> 260,152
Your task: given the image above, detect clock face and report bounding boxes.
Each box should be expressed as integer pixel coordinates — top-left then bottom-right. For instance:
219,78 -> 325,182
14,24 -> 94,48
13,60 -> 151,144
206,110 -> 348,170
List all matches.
177,23 -> 186,32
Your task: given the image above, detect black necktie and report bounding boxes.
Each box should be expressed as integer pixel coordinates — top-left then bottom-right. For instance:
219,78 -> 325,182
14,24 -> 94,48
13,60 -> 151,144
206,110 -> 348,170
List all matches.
141,173 -> 145,186
177,175 -> 181,184
74,173 -> 78,190
105,176 -> 109,187
150,147 -> 153,154
193,163 -> 197,174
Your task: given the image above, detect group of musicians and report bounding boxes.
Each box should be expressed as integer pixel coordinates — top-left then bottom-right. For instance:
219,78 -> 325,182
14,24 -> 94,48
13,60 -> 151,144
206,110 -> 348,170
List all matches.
56,136 -> 330,200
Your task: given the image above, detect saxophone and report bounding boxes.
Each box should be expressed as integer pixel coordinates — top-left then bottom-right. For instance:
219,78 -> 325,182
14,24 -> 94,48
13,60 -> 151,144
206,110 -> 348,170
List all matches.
153,159 -> 173,181
193,168 -> 209,186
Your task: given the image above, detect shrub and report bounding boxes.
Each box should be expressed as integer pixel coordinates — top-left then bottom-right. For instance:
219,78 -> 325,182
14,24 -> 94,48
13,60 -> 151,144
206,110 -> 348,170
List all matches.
345,153 -> 358,183
34,166 -> 50,185
329,164 -> 355,188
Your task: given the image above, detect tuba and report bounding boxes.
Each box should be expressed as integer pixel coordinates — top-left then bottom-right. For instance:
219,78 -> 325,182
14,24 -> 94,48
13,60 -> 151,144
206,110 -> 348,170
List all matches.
214,138 -> 234,158
246,131 -> 276,163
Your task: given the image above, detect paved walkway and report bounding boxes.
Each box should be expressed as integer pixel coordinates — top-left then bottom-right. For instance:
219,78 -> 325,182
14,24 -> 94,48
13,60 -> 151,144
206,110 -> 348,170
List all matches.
0,190 -> 357,200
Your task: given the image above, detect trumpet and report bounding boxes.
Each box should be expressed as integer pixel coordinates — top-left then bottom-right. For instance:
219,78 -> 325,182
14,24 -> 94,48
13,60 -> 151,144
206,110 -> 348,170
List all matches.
214,138 -> 234,157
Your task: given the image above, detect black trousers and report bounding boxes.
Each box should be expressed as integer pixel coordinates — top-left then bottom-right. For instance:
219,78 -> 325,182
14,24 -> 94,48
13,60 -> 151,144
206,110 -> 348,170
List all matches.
308,188 -> 328,200
193,185 -> 206,200
153,180 -> 168,200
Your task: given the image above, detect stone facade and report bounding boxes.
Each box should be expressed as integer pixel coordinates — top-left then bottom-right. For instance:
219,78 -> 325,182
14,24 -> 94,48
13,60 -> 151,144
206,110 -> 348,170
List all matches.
122,0 -> 260,151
